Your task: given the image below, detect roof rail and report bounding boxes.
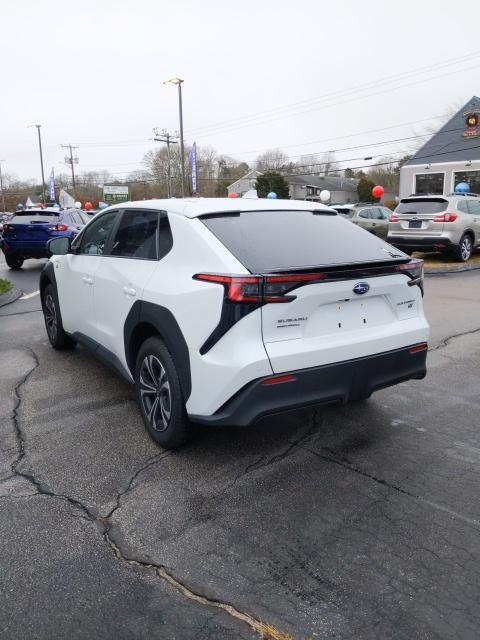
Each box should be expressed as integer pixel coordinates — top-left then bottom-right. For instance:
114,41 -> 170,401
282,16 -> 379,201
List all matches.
446,192 -> 480,197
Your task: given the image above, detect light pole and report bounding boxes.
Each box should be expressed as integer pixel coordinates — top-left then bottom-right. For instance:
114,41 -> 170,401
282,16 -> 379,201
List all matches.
29,124 -> 46,205
163,77 -> 186,197
0,160 -> 6,213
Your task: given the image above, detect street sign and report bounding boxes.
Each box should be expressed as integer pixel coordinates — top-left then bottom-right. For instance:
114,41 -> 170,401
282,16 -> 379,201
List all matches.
103,185 -> 129,203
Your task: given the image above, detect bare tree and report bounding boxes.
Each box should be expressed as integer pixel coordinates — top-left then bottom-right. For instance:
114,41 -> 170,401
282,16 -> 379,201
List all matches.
255,148 -> 289,171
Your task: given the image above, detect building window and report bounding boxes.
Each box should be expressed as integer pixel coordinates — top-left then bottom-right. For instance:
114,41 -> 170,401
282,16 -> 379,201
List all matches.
306,186 -> 314,196
453,171 -> 480,193
414,173 -> 444,195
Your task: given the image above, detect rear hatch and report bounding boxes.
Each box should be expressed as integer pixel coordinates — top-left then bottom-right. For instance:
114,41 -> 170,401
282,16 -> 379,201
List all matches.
4,212 -> 60,242
391,197 -> 448,236
201,209 -> 423,373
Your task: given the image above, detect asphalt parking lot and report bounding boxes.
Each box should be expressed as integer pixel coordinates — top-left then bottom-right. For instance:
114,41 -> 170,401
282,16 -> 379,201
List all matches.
1,255 -> 480,640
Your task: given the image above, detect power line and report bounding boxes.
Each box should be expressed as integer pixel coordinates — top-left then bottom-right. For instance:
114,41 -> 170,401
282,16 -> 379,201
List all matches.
189,61 -> 480,138
187,50 -> 480,137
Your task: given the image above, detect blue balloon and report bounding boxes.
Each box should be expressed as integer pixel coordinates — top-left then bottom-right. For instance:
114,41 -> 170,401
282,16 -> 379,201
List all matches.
267,191 -> 277,199
455,182 -> 470,193
98,202 -> 109,209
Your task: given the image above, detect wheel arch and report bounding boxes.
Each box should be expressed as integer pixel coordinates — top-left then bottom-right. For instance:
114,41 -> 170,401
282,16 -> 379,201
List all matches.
39,261 -> 56,303
124,301 -> 192,401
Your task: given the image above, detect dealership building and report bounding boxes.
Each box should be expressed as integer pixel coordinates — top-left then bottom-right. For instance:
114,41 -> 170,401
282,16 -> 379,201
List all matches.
399,96 -> 480,198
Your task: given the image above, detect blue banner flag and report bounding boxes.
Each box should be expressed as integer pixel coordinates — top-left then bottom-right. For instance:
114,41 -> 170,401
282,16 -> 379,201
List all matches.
189,142 -> 197,194
48,168 -> 56,201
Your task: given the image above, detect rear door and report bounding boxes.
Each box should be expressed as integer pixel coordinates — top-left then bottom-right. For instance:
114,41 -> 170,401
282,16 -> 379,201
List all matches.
92,208 -> 169,367
393,197 -> 448,236
201,209 -> 421,374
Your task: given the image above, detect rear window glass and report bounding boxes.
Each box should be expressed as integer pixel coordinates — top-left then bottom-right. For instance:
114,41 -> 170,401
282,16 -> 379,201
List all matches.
201,209 -> 403,272
14,209 -> 58,216
11,214 -> 58,224
396,199 -> 447,215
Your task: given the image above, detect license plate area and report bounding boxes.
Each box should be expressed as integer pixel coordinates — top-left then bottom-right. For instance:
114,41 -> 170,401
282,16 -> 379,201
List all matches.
409,220 -> 422,229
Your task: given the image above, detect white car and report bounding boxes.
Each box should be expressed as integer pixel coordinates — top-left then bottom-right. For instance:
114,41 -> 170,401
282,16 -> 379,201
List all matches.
41,198 -> 429,448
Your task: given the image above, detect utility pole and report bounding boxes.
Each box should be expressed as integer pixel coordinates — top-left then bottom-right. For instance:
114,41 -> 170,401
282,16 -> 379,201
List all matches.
61,144 -> 79,193
29,124 -> 46,205
153,128 -> 178,198
163,77 -> 186,197
0,161 -> 6,213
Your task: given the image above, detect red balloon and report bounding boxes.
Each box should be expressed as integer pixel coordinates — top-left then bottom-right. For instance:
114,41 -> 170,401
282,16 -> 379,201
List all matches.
84,201 -> 93,210
372,185 -> 384,198
228,192 -> 239,198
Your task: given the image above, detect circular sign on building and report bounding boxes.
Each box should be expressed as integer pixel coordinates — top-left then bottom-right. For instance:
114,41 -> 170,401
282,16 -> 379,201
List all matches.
463,111 -> 480,137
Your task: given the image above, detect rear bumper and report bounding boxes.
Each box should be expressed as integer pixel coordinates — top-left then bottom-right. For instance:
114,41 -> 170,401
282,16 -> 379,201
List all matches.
189,344 -> 428,427
1,240 -> 49,258
387,235 -> 453,251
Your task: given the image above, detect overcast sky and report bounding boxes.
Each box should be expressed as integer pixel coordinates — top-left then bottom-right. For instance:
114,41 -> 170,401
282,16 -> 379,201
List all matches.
1,0 -> 479,182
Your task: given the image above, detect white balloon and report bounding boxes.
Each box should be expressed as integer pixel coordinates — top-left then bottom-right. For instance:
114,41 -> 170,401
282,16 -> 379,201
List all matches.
319,190 -> 331,203
74,201 -> 82,209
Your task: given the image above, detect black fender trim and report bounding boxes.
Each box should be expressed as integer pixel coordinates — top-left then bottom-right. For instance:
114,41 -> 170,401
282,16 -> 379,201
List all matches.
124,301 -> 191,401
39,260 -> 57,301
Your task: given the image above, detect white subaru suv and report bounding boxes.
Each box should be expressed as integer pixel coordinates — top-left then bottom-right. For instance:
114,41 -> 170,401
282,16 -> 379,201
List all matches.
41,198 -> 429,448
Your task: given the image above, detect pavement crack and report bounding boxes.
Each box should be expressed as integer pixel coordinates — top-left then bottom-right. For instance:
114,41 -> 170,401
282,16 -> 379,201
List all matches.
8,351 -> 293,639
103,528 -> 294,640
304,446 -> 416,498
429,326 -> 480,352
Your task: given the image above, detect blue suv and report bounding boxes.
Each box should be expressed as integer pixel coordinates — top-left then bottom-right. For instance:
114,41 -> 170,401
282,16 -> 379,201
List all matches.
1,207 -> 88,269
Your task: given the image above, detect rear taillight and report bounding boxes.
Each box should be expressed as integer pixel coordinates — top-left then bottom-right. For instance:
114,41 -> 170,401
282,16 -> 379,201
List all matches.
433,212 -> 458,222
394,258 -> 424,292
48,223 -> 69,231
194,272 -> 326,304
2,224 -> 12,232
194,274 -> 262,303
264,273 -> 325,303
389,213 -> 399,222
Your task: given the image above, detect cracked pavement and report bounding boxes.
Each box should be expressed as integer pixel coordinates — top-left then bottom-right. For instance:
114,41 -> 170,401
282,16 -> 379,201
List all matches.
1,256 -> 480,639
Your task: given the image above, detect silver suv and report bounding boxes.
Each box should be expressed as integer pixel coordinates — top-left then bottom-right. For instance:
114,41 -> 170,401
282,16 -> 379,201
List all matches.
388,194 -> 480,261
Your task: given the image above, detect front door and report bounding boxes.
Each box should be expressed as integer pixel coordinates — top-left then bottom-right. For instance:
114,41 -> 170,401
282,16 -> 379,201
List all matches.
56,210 -> 120,338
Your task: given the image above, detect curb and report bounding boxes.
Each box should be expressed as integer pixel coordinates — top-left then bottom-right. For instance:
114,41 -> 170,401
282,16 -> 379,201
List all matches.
0,286 -> 22,308
425,262 -> 480,275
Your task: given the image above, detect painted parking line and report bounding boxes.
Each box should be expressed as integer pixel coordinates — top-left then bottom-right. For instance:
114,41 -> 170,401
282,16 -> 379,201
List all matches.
20,290 -> 40,300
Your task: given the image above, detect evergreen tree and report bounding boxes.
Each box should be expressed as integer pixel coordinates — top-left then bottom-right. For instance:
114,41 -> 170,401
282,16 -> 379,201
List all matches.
255,172 -> 290,199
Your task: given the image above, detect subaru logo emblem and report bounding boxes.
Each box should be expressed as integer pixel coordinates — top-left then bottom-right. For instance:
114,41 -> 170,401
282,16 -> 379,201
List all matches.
353,282 -> 370,295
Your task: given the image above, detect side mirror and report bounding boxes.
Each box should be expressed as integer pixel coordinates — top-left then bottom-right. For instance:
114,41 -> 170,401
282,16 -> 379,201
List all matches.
47,236 -> 71,256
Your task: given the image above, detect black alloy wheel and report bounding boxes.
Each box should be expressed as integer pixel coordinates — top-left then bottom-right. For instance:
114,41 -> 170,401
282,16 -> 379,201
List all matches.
135,337 -> 189,449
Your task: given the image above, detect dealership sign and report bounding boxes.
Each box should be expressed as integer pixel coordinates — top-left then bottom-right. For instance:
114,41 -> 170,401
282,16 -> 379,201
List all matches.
103,185 -> 129,202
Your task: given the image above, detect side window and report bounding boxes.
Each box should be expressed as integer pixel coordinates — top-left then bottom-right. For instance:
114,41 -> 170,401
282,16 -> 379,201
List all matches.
78,211 -> 119,256
358,209 -> 370,219
457,201 -> 469,213
370,208 -> 383,220
467,200 -> 480,215
382,207 -> 391,219
110,209 -> 159,260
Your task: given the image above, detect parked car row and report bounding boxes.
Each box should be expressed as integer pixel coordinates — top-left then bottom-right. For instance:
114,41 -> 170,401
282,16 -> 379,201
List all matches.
332,193 -> 480,261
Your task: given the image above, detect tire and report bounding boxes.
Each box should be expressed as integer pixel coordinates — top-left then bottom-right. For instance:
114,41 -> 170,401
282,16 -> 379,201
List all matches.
42,284 -> 76,349
5,255 -> 23,269
135,337 -> 189,449
452,234 -> 473,262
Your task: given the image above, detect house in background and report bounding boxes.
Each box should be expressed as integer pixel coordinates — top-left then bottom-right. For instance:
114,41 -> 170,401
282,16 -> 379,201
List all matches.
227,170 -> 262,196
400,96 -> 480,198
287,175 -> 358,203
228,171 -> 359,203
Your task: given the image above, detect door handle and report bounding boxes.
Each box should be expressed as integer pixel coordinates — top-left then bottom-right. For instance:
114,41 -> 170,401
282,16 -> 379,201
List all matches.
123,286 -> 136,297
82,276 -> 94,285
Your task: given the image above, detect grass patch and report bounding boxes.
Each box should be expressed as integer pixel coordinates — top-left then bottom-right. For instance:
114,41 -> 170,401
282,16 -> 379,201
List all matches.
413,251 -> 480,269
0,278 -> 12,295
